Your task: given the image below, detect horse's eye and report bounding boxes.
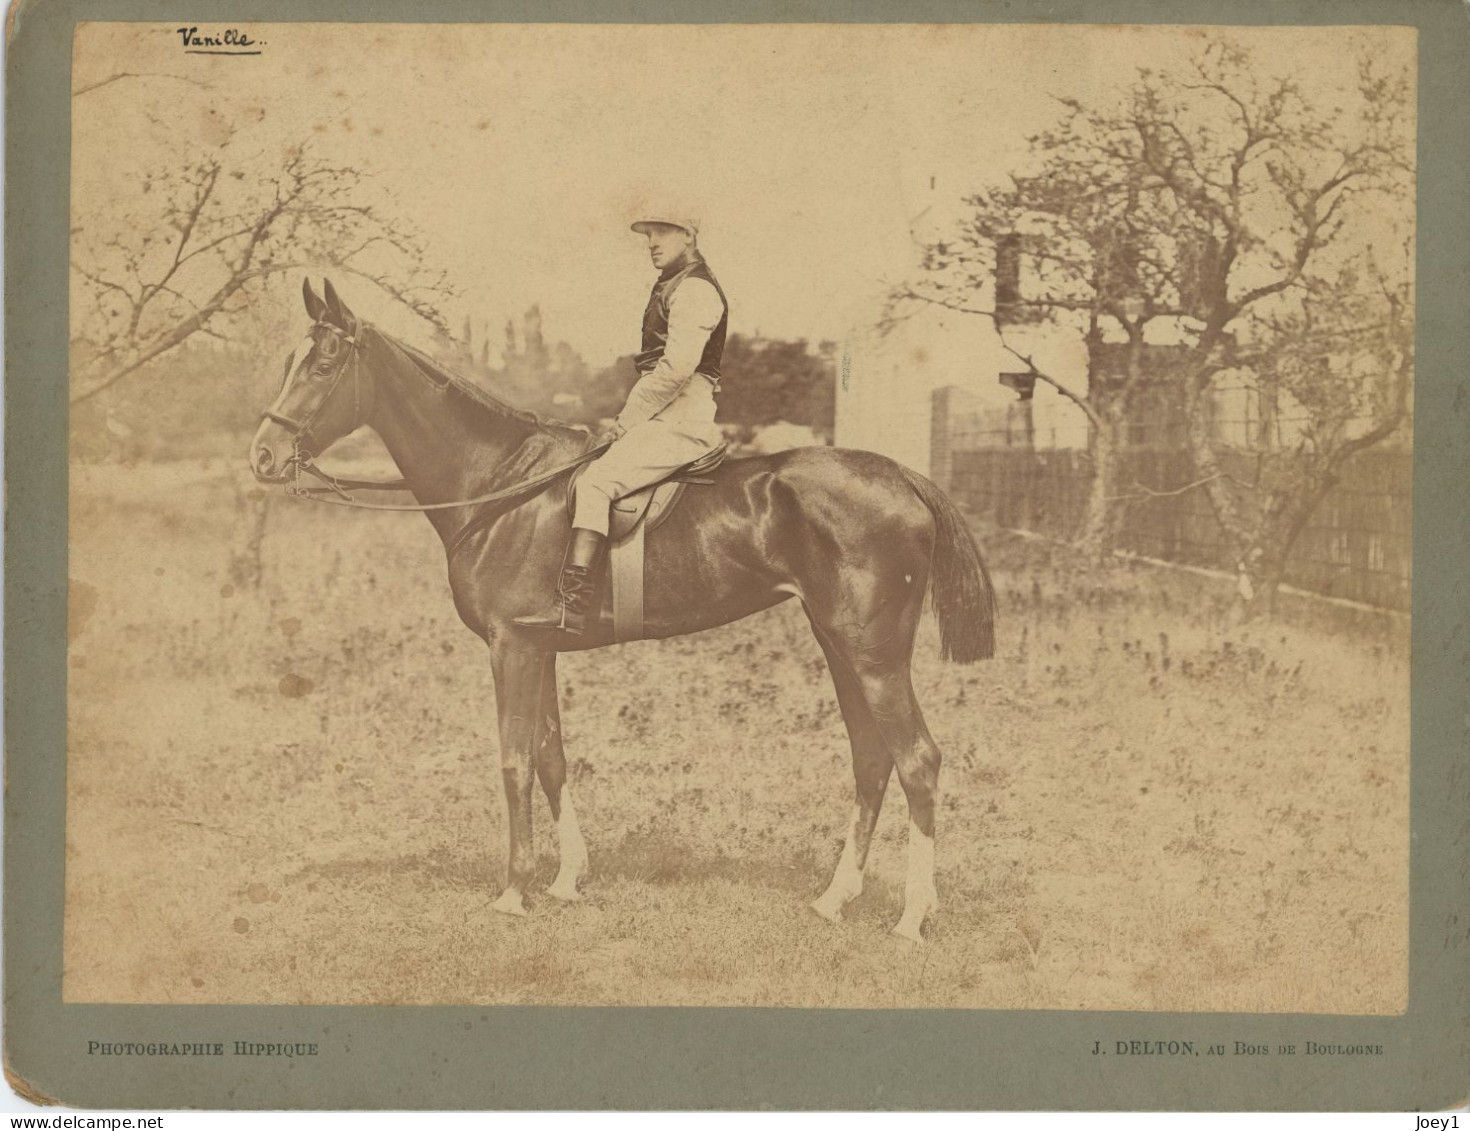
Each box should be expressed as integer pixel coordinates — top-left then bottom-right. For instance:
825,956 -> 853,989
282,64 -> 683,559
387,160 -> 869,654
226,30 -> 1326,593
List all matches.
314,361 -> 335,376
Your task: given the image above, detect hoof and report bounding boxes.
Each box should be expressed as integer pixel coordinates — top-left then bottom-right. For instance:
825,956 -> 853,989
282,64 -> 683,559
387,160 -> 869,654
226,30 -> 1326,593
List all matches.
491,890 -> 528,917
893,890 -> 937,944
810,896 -> 846,923
545,882 -> 583,904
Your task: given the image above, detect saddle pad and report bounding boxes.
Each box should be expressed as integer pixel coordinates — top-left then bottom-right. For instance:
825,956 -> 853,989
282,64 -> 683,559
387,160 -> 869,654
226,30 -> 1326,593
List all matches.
567,467 -> 687,542
609,479 -> 687,543
565,442 -> 728,541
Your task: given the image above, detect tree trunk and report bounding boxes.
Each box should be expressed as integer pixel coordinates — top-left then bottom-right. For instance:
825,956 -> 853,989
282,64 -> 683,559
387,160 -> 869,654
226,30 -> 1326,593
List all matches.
1076,327 -> 1142,564
1183,372 -> 1267,610
1257,559 -> 1288,616
1251,476 -> 1337,614
1235,536 -> 1282,618
1077,409 -> 1120,563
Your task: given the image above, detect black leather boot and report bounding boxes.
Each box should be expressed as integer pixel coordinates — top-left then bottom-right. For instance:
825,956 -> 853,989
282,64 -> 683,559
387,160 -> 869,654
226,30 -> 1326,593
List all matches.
513,528 -> 608,635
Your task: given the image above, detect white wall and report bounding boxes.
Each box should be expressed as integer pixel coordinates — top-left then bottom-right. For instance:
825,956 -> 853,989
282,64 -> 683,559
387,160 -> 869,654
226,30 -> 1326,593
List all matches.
834,302 -> 1014,475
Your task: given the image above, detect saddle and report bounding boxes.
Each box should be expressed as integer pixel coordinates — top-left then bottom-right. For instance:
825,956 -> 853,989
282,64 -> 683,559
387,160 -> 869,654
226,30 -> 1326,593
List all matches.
567,444 -> 728,642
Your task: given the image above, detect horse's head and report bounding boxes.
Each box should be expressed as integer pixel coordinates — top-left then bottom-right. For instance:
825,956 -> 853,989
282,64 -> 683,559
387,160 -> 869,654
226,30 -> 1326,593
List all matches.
251,278 -> 372,483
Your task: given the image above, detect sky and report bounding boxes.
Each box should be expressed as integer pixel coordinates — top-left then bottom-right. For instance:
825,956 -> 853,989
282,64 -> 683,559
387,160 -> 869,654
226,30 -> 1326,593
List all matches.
71,23 -> 1415,369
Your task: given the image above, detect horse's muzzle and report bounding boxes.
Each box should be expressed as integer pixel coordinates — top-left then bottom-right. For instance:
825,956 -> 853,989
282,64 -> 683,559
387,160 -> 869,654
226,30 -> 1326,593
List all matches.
250,419 -> 294,484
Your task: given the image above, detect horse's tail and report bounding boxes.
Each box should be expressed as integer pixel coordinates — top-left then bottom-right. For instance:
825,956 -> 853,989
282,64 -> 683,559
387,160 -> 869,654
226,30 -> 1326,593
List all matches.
900,466 -> 996,663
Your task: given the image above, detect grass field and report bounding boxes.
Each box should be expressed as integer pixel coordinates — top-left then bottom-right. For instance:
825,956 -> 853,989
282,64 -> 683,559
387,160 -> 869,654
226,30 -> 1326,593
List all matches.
64,457 -> 1409,1011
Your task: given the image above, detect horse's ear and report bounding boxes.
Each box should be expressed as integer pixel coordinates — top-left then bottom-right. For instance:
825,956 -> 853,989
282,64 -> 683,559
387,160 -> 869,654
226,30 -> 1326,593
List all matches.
322,278 -> 356,332
303,277 -> 327,322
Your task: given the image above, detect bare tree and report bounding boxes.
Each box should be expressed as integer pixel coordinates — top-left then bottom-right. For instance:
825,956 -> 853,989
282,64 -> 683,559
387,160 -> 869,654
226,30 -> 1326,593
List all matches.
895,36 -> 1413,603
1217,251 -> 1412,605
70,119 -> 451,405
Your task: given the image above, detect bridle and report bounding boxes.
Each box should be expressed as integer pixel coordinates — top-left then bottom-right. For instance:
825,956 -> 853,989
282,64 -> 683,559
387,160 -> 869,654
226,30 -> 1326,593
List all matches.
260,318 -> 610,516
260,319 -> 366,463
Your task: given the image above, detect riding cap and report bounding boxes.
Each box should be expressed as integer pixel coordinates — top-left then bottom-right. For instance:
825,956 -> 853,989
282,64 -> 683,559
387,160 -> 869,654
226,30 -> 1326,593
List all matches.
631,216 -> 700,237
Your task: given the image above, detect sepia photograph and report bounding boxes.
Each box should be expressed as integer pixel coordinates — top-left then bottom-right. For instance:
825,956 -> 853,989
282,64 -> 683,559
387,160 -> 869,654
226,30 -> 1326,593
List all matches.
57,21 -> 1420,1018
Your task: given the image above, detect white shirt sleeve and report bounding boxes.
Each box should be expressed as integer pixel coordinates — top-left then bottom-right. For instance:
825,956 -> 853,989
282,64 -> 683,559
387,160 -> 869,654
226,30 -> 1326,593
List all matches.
617,277 -> 725,429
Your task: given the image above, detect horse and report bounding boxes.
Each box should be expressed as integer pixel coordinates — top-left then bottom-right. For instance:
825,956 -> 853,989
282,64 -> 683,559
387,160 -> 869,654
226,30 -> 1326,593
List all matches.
250,278 -> 996,941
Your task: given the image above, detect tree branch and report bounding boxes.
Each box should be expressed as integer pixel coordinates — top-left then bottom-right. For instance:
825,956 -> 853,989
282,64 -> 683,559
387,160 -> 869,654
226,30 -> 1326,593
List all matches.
1107,472 -> 1223,501
1002,345 -> 1103,430
70,261 -> 308,405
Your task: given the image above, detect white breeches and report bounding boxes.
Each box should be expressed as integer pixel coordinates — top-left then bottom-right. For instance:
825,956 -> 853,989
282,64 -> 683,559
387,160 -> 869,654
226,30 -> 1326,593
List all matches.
572,417 -> 723,535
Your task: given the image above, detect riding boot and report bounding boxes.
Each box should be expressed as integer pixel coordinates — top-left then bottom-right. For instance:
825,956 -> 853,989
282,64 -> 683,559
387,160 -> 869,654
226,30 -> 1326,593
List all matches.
513,528 -> 608,635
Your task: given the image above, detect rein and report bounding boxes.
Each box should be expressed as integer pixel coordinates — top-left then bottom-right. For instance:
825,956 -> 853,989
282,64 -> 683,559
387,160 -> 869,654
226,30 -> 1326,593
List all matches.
286,443 -> 609,512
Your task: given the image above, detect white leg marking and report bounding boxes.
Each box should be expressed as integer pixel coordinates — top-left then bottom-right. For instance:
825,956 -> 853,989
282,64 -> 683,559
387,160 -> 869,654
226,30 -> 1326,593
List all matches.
812,805 -> 866,922
546,785 -> 589,902
892,816 -> 938,942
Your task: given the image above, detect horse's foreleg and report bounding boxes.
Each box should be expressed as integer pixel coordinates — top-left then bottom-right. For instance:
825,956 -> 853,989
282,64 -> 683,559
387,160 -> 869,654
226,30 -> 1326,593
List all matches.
489,638 -> 547,917
809,625 -> 892,922
534,654 -> 588,902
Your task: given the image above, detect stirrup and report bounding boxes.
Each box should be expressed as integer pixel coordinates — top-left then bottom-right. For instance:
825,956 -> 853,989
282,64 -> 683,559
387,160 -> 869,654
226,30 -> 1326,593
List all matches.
513,564 -> 597,635
513,606 -> 585,635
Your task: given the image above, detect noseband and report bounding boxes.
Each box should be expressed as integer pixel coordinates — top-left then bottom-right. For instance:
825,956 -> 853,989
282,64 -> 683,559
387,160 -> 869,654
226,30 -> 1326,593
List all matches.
260,321 -> 364,459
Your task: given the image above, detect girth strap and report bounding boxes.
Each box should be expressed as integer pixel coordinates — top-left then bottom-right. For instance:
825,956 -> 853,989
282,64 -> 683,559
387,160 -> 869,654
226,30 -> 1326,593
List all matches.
610,522 -> 646,643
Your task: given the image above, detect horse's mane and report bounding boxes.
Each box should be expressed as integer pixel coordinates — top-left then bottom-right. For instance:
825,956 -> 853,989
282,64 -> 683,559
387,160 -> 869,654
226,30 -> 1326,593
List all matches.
371,325 -> 593,444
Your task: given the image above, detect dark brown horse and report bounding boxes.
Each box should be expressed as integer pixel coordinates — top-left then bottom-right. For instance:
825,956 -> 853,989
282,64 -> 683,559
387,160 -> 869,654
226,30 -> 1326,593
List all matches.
251,279 -> 995,940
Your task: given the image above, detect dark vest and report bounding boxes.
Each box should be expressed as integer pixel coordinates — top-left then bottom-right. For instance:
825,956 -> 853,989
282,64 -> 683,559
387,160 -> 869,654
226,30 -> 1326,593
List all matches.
634,254 -> 728,385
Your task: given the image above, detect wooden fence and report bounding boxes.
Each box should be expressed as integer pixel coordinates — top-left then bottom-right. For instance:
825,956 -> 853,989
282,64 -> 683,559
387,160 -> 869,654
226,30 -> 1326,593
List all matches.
934,391 -> 1412,612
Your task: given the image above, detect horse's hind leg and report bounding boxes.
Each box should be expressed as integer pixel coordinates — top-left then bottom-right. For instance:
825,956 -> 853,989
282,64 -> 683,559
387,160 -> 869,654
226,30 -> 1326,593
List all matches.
814,583 -> 942,941
809,623 -> 893,922
882,679 -> 943,942
534,653 -> 588,902
852,661 -> 942,941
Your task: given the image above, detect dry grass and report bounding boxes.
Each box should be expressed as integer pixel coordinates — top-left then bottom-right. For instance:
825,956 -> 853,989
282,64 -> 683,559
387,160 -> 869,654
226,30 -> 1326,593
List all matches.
64,459 -> 1409,1011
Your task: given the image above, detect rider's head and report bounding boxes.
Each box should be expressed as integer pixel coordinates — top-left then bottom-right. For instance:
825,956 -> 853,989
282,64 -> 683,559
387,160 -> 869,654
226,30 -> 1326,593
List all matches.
632,217 -> 698,273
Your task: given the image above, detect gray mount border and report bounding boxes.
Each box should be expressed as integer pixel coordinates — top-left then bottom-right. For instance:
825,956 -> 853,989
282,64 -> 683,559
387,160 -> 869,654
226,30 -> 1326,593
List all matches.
5,0 -> 1467,1111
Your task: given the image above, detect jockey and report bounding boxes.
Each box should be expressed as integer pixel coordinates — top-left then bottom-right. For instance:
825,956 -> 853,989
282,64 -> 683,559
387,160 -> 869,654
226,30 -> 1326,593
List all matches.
515,214 -> 728,636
